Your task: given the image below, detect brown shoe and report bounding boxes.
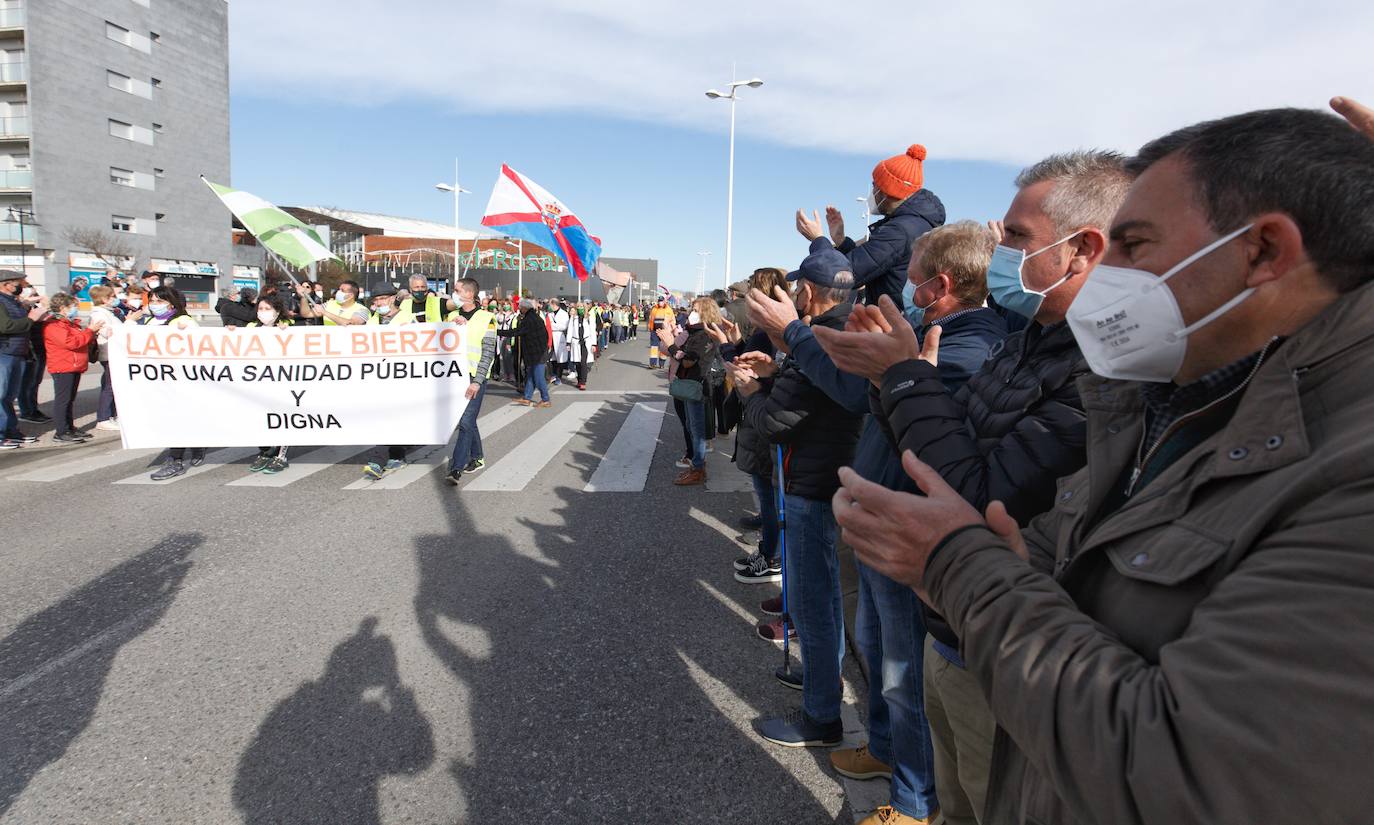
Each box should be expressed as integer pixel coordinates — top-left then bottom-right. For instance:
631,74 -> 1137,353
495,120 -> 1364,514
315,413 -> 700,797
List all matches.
857,805 -> 939,825
537,400 -> 552,408
673,467 -> 706,486
514,399 -> 532,406
830,743 -> 893,781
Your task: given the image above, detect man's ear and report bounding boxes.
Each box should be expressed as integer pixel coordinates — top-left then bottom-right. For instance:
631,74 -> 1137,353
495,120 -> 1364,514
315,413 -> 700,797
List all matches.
1068,227 -> 1108,276
1244,213 -> 1307,289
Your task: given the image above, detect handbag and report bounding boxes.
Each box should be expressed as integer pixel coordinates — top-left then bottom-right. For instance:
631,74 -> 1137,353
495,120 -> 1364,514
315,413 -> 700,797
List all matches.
668,377 -> 704,403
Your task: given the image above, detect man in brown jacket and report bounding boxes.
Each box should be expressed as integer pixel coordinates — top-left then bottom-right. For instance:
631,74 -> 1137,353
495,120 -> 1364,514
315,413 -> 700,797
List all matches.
831,106 -> 1374,824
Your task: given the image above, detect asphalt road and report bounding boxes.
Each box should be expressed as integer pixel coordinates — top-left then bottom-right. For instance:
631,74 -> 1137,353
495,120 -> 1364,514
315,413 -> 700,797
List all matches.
0,342 -> 870,824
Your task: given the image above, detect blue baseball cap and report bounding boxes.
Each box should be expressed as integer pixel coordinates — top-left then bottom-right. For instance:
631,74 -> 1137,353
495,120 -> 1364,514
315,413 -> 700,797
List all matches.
786,238 -> 856,288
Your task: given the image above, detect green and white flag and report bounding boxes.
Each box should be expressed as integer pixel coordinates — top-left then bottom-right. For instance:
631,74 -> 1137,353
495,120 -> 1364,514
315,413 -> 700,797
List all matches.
202,177 -> 338,269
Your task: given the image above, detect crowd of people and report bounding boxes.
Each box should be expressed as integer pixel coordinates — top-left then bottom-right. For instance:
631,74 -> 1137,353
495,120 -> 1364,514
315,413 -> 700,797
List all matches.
5,93 -> 1374,823
641,97 -> 1374,825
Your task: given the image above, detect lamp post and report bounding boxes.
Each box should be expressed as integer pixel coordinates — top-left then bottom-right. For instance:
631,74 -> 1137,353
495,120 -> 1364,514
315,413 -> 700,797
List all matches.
705,74 -> 763,292
856,196 -> 870,241
434,158 -> 471,289
505,238 -> 523,299
696,250 -> 711,297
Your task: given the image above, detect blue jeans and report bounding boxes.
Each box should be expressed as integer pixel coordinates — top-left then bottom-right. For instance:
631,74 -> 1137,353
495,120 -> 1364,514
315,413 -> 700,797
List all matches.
785,495 -> 844,724
98,362 -> 117,421
523,363 -> 549,402
683,399 -> 707,469
750,472 -> 779,562
449,381 -> 486,469
0,353 -> 23,437
18,349 -> 43,416
855,561 -> 939,820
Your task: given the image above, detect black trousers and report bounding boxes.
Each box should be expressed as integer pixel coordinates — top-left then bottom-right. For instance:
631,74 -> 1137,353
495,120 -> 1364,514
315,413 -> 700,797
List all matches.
575,356 -> 591,385
673,398 -> 691,455
51,372 -> 80,435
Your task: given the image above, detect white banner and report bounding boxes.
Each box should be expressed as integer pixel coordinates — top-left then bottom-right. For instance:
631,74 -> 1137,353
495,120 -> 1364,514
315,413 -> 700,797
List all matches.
109,324 -> 471,448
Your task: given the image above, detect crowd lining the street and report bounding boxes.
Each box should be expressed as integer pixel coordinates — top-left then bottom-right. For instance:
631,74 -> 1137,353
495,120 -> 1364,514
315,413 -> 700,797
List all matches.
4,95 -> 1374,824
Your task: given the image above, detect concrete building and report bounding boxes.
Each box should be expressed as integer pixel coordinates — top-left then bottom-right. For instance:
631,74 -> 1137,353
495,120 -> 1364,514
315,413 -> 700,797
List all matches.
0,0 -> 231,309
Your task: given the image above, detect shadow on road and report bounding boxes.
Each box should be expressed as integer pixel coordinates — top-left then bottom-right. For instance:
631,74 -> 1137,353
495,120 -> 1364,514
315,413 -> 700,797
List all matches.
233,617 -> 435,825
413,399 -> 845,822
0,533 -> 198,816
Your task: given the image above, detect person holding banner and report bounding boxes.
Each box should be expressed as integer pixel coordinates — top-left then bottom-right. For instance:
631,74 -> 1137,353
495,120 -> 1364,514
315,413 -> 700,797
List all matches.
88,285 -> 126,432
243,294 -> 295,474
367,284 -> 400,324
392,275 -> 454,324
140,286 -> 206,479
444,278 -> 497,483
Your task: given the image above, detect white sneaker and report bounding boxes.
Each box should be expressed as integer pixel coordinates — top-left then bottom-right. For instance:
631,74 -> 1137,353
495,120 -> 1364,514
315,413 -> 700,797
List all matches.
95,419 -> 121,431
705,440 -> 715,453
674,457 -> 692,469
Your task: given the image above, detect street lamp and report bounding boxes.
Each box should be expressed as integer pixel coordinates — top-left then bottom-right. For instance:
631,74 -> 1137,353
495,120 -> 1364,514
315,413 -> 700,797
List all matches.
434,158 -> 472,288
705,74 -> 763,292
696,250 -> 711,296
4,206 -> 36,282
504,238 -> 524,299
856,196 -> 870,241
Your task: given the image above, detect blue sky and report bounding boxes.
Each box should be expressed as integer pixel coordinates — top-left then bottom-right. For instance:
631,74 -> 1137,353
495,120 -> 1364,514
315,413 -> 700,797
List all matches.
227,0 -> 1372,293
230,96 -> 1020,292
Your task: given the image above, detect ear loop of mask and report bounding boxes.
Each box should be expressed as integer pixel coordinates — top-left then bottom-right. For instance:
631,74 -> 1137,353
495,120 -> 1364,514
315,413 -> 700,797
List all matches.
1021,231 -> 1085,295
1153,223 -> 1255,343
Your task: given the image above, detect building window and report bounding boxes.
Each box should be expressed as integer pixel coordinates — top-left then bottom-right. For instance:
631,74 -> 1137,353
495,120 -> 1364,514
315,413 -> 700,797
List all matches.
110,167 -> 135,186
152,122 -> 163,133
149,31 -> 160,43
107,70 -> 132,93
151,77 -> 161,88
155,212 -> 166,221
154,167 -> 165,177
11,154 -> 28,170
131,0 -> 151,8
112,215 -> 134,233
106,21 -> 152,53
108,119 -> 133,140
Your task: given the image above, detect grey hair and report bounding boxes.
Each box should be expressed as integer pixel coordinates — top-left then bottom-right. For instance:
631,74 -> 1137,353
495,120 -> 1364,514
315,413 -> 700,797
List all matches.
798,283 -> 853,306
1015,150 -> 1132,236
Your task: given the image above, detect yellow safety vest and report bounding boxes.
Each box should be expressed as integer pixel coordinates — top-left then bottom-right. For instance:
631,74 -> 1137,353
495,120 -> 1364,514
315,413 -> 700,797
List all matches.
447,308 -> 494,372
321,299 -> 365,326
391,294 -> 445,325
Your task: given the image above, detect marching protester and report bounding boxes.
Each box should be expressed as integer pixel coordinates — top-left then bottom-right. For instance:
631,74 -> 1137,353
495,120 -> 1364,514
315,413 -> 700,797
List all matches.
139,286 -> 207,479
499,298 -> 551,408
661,297 -> 722,485
830,107 -> 1374,825
0,270 -> 49,449
735,244 -> 863,749
796,144 -> 946,310
296,280 -> 368,325
243,294 -> 294,474
647,295 -> 675,367
547,300 -> 570,383
42,293 -> 102,444
445,278 -> 497,483
216,285 -> 258,327
88,285 -> 125,432
392,275 -> 453,324
565,303 -> 597,391
367,284 -> 399,324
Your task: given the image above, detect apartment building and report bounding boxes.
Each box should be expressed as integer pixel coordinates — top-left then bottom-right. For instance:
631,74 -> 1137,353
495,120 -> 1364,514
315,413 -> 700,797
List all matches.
0,0 -> 231,309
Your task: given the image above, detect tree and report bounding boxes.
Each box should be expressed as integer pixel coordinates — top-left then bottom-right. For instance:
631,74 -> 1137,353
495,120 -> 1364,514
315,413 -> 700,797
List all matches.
64,227 -> 135,272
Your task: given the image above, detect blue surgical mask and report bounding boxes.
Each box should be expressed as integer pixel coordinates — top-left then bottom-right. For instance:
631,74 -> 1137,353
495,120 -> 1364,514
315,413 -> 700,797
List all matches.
66,306 -> 79,319
986,232 -> 1082,320
902,275 -> 939,326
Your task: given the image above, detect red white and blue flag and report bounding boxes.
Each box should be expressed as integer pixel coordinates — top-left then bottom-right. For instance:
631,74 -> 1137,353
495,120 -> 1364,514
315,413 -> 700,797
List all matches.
480,164 -> 602,282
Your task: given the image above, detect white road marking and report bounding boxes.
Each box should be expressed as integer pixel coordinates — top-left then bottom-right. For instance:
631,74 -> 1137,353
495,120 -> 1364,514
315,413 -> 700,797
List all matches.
465,402 -> 603,492
584,402 -> 665,492
113,447 -> 258,485
687,506 -> 753,547
344,403 -> 533,490
704,446 -> 753,493
227,445 -> 372,487
6,447 -> 163,482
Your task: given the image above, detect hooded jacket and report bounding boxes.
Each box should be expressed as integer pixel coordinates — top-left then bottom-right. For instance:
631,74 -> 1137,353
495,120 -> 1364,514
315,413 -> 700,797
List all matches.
926,277 -> 1374,825
836,188 -> 946,310
741,303 -> 862,500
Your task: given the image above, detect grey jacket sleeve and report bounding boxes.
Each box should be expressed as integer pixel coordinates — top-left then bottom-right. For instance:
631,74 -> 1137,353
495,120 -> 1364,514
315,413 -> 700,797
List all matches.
472,329 -> 497,385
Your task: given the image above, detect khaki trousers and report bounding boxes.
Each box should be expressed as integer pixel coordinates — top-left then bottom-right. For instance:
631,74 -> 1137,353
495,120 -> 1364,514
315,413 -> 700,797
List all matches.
923,635 -> 996,825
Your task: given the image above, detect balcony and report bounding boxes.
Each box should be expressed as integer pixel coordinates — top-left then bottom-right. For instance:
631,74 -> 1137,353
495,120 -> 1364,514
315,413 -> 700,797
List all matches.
0,169 -> 29,189
0,6 -> 23,31
0,222 -> 30,242
0,116 -> 27,138
0,61 -> 24,85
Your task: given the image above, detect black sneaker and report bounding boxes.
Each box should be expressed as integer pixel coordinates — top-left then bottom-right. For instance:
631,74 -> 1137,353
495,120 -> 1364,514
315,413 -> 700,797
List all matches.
775,666 -> 803,691
17,412 -> 50,424
463,458 -> 486,474
150,460 -> 186,481
262,456 -> 289,474
444,469 -> 462,485
52,433 -> 85,444
739,513 -> 763,530
249,455 -> 272,472
734,551 -> 761,572
735,553 -> 782,585
189,450 -> 206,467
753,708 -> 843,748
0,439 -> 20,450
13,434 -> 38,444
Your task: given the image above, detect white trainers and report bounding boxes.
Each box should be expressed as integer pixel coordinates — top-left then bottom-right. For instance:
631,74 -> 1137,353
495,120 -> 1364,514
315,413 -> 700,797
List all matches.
95,419 -> 121,431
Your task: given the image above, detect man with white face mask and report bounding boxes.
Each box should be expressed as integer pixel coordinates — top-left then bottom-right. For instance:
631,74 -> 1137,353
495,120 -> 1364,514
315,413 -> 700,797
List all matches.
831,108 -> 1374,825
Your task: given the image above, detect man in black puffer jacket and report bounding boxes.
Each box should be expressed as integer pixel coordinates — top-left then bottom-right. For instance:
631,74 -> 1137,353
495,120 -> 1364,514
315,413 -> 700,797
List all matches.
820,150 -> 1131,825
739,242 -> 863,751
796,143 -> 946,311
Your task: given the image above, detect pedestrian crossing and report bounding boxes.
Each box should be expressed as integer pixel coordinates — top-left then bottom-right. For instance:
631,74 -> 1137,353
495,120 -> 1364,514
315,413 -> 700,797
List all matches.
0,395 -> 757,495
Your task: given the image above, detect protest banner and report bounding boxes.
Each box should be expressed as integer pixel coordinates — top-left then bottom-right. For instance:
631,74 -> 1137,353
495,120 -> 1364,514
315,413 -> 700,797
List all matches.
108,323 -> 471,448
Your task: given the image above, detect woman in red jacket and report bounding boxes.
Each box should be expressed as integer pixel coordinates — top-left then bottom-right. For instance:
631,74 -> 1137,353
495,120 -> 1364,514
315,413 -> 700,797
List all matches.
43,293 -> 103,444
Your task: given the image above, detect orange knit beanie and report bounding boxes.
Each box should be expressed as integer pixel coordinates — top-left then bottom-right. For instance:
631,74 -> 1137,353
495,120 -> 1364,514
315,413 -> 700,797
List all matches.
872,144 -> 927,200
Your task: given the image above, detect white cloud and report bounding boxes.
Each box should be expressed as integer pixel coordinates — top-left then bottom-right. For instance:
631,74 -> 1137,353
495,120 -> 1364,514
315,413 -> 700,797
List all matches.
230,0 -> 1374,164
